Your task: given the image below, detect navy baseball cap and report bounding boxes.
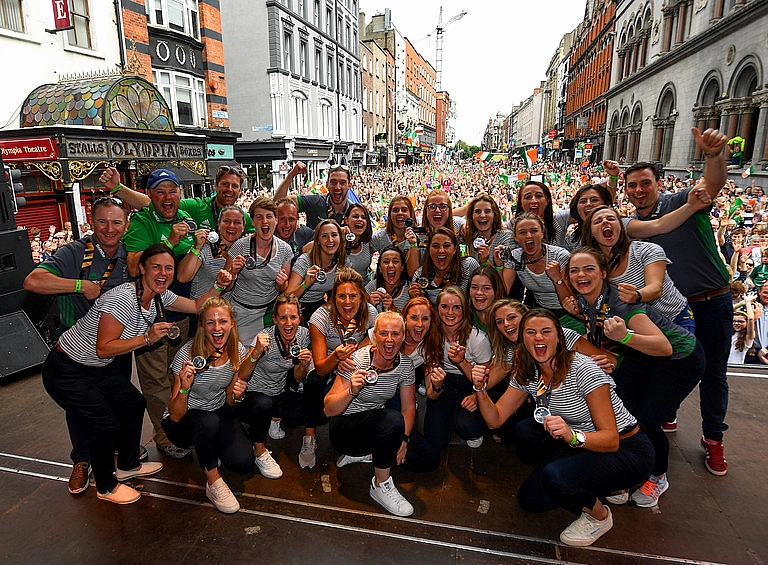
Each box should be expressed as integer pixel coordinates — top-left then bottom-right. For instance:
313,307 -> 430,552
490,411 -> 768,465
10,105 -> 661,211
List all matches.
147,169 -> 181,189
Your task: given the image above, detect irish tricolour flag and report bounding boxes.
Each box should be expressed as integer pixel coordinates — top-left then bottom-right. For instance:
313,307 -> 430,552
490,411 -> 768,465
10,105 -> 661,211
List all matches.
519,147 -> 538,168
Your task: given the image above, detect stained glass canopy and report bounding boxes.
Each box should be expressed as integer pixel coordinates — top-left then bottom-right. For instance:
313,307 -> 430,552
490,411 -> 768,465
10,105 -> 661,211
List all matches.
20,76 -> 175,132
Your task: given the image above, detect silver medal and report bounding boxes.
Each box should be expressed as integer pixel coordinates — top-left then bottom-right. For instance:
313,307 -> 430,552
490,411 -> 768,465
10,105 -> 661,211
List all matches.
192,355 -> 207,371
533,406 -> 551,424
473,237 -> 486,248
315,270 -> 327,283
377,287 -> 387,295
499,246 -> 512,262
166,325 -> 181,340
244,256 -> 257,269
364,369 -> 378,384
345,232 -> 356,243
185,219 -> 197,231
207,231 -> 220,243
289,343 -> 301,359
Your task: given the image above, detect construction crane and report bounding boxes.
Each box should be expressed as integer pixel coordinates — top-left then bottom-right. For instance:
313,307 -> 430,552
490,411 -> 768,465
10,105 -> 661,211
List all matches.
434,7 -> 468,91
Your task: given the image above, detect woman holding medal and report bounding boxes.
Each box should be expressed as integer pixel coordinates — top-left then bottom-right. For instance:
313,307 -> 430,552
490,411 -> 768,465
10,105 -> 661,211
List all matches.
461,194 -> 514,266
410,227 -> 480,305
176,205 -> 247,299
324,312 -> 440,517
423,286 -> 492,451
287,219 -> 346,322
226,197 -> 293,344
235,294 -> 314,479
162,297 -> 255,514
42,243 -> 233,504
302,268 -> 378,468
341,203 -> 375,284
470,309 -> 654,547
500,213 -> 570,316
561,248 -> 703,508
367,246 -> 412,314
370,196 -> 421,277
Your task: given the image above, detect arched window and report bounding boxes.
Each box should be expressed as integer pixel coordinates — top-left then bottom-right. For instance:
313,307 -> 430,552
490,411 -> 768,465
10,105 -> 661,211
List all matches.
291,91 -> 308,136
318,98 -> 332,139
652,86 -> 677,164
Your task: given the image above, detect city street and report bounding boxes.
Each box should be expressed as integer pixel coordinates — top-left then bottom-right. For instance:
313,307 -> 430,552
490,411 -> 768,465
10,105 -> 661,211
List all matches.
1,364 -> 765,564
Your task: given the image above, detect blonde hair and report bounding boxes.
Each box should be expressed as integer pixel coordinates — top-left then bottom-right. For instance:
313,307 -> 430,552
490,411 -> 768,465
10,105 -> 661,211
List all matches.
192,297 -> 242,370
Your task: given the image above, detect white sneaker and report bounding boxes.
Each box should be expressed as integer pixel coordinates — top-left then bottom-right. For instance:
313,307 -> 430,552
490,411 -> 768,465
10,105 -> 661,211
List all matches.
298,435 -> 317,469
466,436 -> 484,448
559,507 -> 613,547
115,461 -> 163,482
254,450 -> 283,479
269,419 -> 286,440
206,477 -> 240,514
337,453 -> 373,468
369,476 -> 414,517
605,489 -> 629,505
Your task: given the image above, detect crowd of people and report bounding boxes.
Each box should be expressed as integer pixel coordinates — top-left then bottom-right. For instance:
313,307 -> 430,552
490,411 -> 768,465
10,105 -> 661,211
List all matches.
27,126 -> 762,547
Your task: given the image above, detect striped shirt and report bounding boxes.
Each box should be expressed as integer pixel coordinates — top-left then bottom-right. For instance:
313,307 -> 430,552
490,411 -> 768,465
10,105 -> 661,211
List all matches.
338,346 -> 415,415
346,245 -> 374,284
371,228 -> 413,255
365,279 -> 412,313
609,240 -> 687,321
309,303 -> 378,355
228,235 -> 293,307
247,325 -> 312,396
510,353 -> 637,433
292,253 -> 339,304
461,229 -> 515,262
503,244 -> 570,310
191,243 -> 227,299
170,340 -> 247,411
58,283 -> 178,367
412,256 -> 480,305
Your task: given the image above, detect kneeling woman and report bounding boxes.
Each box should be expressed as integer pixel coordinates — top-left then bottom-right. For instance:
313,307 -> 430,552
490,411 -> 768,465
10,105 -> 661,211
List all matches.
42,244 -> 232,504
472,309 -> 653,547
324,312 -> 439,517
163,297 -> 255,513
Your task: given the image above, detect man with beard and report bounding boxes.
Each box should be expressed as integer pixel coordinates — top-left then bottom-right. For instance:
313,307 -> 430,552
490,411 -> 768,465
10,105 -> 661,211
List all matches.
24,196 -> 134,495
274,162 -> 354,229
122,169 -> 196,460
276,197 -> 314,265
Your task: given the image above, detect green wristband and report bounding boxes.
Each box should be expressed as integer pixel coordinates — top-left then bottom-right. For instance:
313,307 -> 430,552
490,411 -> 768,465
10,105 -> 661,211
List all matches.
620,332 -> 632,345
110,183 -> 123,195
75,279 -> 82,293
609,175 -> 619,181
301,281 -> 308,290
179,387 -> 190,394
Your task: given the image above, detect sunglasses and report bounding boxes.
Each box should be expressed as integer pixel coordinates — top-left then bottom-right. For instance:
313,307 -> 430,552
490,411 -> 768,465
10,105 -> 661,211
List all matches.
93,196 -> 124,207
217,166 -> 245,176
329,164 -> 350,172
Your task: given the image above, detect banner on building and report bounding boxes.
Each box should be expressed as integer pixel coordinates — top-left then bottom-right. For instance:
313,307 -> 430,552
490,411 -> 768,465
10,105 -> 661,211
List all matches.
51,0 -> 71,30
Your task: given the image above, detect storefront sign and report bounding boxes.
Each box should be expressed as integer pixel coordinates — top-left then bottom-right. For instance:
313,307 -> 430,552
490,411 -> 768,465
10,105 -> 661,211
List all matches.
51,0 -> 71,30
207,143 -> 234,160
0,137 -> 58,161
64,138 -> 205,160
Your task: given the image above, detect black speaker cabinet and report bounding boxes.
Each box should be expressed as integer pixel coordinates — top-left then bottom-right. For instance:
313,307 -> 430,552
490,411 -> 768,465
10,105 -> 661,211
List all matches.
0,311 -> 49,379
0,229 -> 33,295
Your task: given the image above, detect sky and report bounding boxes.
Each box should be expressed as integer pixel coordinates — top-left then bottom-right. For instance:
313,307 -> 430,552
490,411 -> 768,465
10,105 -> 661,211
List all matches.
359,0 -> 587,145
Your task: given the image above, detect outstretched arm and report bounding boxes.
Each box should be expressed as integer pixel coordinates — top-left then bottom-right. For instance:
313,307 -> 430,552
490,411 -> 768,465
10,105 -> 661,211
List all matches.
273,161 -> 307,202
693,127 -> 728,200
99,166 -> 150,210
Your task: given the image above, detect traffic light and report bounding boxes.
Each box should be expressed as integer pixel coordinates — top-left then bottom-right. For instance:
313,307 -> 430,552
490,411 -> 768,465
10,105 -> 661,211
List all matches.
2,165 -> 25,212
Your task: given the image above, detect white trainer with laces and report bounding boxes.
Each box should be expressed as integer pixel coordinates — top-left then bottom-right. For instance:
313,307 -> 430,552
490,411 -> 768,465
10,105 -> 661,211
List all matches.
206,477 -> 240,514
337,453 -> 373,468
255,450 -> 283,479
298,435 -> 317,469
559,507 -> 613,547
369,476 -> 414,517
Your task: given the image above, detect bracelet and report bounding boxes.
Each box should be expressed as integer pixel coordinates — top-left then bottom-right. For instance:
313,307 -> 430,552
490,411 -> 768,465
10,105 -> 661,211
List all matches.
634,290 -> 643,304
74,279 -> 82,294
213,282 -> 225,292
164,240 -> 174,250
301,281 -> 308,290
609,175 -> 619,180
232,393 -> 242,404
179,387 -> 190,394
348,388 -> 359,398
110,183 -> 123,195
472,383 -> 487,393
189,247 -> 200,257
495,265 -> 503,271
568,429 -> 579,446
620,331 -> 633,345
143,332 -> 151,346
410,243 -> 417,248
432,385 -> 443,393
481,260 -> 489,266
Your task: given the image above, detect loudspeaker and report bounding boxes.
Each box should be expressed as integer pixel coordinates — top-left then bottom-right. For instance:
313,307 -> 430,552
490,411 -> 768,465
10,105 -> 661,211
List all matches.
0,229 -> 33,295
0,311 -> 50,379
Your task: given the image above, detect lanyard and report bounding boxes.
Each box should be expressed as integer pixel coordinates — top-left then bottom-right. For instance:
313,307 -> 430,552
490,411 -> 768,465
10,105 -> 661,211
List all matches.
80,238 -> 118,286
535,369 -> 553,409
576,284 -> 609,349
134,281 -> 154,328
196,348 -> 224,373
210,241 -> 229,258
249,235 -> 275,268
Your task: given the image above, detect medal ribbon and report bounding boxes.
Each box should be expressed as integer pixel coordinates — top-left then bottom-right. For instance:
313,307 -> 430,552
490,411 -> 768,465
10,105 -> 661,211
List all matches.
576,282 -> 609,348
535,368 -> 553,408
196,348 -> 224,373
80,239 -> 117,286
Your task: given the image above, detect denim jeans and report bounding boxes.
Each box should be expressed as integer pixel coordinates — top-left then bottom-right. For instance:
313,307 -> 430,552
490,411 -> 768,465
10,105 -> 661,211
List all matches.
514,417 -> 654,515
162,405 -> 254,475
614,341 -> 704,476
423,372 -> 485,451
43,348 -> 145,494
689,293 -> 732,441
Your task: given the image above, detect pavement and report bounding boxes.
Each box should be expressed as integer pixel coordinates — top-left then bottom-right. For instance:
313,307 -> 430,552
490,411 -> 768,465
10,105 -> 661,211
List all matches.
0,363 -> 766,565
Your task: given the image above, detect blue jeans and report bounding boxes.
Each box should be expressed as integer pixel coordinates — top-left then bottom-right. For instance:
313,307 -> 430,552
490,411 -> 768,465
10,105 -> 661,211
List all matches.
514,417 -> 654,515
689,293 -> 732,441
614,341 -> 704,476
162,405 -> 254,475
423,372 -> 485,451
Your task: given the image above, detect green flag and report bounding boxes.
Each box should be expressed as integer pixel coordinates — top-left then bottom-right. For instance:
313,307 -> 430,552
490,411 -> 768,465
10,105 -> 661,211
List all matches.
728,197 -> 743,217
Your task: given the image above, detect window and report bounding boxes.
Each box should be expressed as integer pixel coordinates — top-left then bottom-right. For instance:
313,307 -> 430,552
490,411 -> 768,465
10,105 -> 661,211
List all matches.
319,99 -> 332,138
283,31 -> 294,72
325,7 -> 331,35
300,40 -> 308,77
153,69 -> 207,127
148,0 -> 199,40
315,48 -> 322,83
0,0 -> 24,32
67,0 -> 92,49
326,54 -> 334,88
338,61 -> 344,92
297,0 -> 304,18
362,87 -> 367,111
314,0 -> 320,27
291,91 -> 308,135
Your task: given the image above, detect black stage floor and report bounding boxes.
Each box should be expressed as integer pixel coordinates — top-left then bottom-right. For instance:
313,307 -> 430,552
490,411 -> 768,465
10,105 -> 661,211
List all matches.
1,364 -> 766,564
